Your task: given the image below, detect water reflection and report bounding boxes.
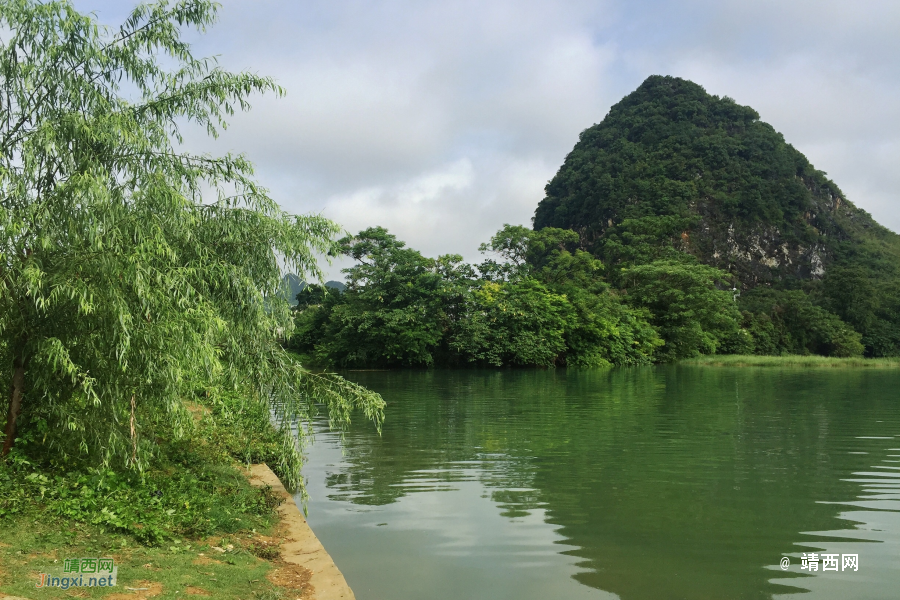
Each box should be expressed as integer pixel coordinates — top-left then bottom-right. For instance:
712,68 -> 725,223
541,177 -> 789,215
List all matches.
299,368 -> 900,600
773,439 -> 900,599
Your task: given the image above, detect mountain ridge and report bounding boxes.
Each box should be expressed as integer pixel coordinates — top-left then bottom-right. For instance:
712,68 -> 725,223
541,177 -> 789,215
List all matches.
534,75 -> 900,287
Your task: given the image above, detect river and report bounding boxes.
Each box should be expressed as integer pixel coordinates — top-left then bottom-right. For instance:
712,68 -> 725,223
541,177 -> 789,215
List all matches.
298,367 -> 900,600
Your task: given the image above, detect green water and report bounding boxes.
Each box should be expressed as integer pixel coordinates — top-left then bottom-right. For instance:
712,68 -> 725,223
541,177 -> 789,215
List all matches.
299,367 -> 900,600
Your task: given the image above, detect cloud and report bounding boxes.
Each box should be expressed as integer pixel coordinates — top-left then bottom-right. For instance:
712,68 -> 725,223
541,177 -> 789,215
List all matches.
323,154 -> 554,266
74,0 -> 900,277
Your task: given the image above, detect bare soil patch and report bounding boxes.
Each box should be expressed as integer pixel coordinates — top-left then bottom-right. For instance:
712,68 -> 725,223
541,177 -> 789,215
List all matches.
105,580 -> 162,599
184,586 -> 211,596
266,562 -> 313,598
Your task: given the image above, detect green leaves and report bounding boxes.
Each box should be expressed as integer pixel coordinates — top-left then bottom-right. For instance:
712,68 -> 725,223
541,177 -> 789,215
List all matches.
0,0 -> 384,489
309,227 -> 451,367
623,260 -> 741,360
738,288 -> 864,358
532,74 -> 900,358
452,278 -> 573,367
292,226 -> 665,368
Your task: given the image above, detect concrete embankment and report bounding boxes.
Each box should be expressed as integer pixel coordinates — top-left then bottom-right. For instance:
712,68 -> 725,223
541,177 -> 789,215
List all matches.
248,464 -> 356,600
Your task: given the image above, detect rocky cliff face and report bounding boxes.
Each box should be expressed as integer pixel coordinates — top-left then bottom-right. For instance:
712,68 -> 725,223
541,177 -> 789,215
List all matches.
534,75 -> 899,288
686,187 -> 859,285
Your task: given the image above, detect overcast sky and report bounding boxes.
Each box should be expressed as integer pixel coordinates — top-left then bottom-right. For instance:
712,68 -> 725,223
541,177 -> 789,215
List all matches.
77,0 -> 900,279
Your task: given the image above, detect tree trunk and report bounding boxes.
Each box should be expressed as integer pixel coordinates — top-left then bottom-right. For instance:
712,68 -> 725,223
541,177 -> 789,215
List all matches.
1,357 -> 25,458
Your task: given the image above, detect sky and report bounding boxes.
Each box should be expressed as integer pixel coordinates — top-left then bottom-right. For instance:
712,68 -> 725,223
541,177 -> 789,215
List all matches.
76,0 -> 900,279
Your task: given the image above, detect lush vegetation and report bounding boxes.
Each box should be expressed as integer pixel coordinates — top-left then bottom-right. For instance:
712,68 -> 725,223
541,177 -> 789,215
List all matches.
289,225 -> 756,366
533,75 -> 900,359
290,217 -> 898,366
291,77 -> 900,367
0,6 -> 384,595
0,390 -> 309,598
1,392 -> 286,545
0,0 -> 383,489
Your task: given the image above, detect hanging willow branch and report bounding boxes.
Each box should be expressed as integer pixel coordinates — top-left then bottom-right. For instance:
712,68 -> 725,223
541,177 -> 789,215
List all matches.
0,0 -> 384,491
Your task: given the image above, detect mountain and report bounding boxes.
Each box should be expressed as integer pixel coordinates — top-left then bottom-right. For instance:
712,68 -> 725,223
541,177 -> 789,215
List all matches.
279,274 -> 346,305
534,75 -> 900,286
324,280 -> 347,292
281,273 -> 306,304
533,75 -> 900,356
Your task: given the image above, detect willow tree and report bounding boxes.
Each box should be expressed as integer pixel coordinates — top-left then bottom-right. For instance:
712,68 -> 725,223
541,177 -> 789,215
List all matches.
0,0 -> 383,489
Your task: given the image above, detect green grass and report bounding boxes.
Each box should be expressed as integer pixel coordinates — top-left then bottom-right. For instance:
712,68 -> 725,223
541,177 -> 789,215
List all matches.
680,355 -> 900,368
0,391 -> 307,599
0,520 -> 287,599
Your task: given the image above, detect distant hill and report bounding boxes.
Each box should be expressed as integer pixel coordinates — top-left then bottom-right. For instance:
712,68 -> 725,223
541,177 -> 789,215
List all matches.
281,273 -> 306,304
535,75 -> 900,286
279,274 -> 346,305
534,75 -> 900,355
323,280 -> 347,292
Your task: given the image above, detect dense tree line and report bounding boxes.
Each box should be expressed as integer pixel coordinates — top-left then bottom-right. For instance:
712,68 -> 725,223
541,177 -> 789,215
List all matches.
289,224 -> 882,367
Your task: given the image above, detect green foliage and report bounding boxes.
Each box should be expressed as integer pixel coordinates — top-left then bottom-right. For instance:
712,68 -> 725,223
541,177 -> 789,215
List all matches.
533,74 -> 900,359
622,260 -> 741,360
0,0 -> 384,487
199,390 -> 303,490
295,283 -> 331,309
740,287 -> 864,357
681,354 -> 900,368
451,279 -> 573,367
290,76 -> 891,367
820,267 -> 900,356
738,288 -> 864,357
477,224 -> 581,280
601,215 -> 698,272
0,401 -> 286,545
558,285 -> 662,367
294,225 -> 664,367
478,225 -> 664,366
302,227 -> 466,367
535,75 -> 843,248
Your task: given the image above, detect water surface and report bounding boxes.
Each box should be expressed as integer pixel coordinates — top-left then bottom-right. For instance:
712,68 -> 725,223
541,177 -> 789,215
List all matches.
299,367 -> 900,600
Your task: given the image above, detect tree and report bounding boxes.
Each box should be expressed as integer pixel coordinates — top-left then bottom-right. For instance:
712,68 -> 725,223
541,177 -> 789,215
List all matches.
0,0 -> 383,489
739,288 -> 864,358
479,224 -> 661,366
821,267 -> 899,357
298,227 -> 473,367
294,225 -> 663,369
451,278 -> 574,367
477,224 -> 581,281
623,260 -> 741,360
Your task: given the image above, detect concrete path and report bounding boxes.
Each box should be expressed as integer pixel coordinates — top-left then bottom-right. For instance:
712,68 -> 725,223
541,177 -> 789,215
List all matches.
248,464 -> 356,600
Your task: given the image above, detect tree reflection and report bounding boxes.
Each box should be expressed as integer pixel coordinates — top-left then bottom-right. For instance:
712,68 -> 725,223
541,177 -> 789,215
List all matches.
315,368 -> 899,599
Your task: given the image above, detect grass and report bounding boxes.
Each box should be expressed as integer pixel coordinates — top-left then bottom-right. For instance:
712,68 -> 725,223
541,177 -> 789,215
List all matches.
0,391 -> 311,599
0,520 -> 291,599
680,354 -> 900,368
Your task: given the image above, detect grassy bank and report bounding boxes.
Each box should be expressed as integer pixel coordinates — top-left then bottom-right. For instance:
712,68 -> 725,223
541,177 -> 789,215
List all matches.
680,355 -> 900,368
0,393 -> 310,599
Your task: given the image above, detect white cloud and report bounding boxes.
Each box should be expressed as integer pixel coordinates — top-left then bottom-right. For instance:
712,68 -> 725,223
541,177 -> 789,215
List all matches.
74,0 -> 900,278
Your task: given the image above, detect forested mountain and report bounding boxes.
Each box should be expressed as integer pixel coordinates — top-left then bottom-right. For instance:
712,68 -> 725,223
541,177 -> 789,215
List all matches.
289,77 -> 900,365
534,75 -> 900,357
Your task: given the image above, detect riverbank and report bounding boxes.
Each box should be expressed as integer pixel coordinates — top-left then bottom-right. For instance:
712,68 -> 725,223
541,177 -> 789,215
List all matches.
679,355 -> 900,368
0,394 -> 334,599
248,465 -> 355,600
